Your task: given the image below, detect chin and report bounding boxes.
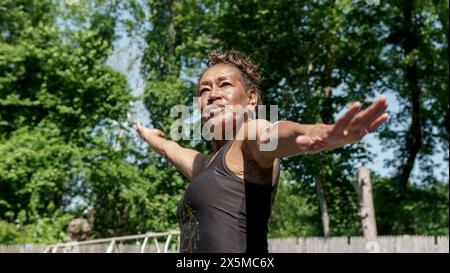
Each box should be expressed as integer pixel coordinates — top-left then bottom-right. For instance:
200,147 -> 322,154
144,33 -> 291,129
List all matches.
206,114 -> 239,141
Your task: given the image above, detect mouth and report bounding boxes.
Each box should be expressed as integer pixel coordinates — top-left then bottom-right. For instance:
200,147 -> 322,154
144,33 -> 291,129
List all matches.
202,103 -> 227,120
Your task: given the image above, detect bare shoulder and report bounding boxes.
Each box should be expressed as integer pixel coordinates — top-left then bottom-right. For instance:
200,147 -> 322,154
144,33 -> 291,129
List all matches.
243,119 -> 274,168
243,119 -> 272,140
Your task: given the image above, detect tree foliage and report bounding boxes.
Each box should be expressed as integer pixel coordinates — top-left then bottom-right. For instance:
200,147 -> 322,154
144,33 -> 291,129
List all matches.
0,0 -> 133,242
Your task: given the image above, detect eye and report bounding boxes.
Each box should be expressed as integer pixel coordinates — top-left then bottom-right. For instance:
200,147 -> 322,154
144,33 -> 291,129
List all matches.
220,82 -> 232,87
200,88 -> 210,94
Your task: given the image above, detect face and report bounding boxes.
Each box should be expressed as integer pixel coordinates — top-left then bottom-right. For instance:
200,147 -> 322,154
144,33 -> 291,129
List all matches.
198,63 -> 257,139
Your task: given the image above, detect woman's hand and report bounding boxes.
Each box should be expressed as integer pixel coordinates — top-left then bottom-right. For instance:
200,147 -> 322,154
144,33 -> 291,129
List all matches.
133,119 -> 166,142
296,96 -> 389,153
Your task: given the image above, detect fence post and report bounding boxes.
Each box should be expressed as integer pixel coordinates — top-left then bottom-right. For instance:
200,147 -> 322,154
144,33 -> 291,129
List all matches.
355,166 -> 378,244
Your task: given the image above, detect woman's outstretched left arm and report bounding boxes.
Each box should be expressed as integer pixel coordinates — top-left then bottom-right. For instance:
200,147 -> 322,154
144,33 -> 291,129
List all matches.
247,96 -> 389,168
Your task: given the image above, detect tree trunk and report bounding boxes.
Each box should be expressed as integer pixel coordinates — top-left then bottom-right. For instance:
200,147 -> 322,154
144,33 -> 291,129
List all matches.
397,0 -> 423,191
314,13 -> 337,239
315,173 -> 330,238
307,0 -> 341,239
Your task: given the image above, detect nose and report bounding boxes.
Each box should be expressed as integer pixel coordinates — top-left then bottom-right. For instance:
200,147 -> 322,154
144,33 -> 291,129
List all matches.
208,88 -> 222,104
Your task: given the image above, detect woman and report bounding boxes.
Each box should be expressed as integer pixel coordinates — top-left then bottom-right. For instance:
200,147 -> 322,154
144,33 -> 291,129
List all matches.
134,50 -> 389,253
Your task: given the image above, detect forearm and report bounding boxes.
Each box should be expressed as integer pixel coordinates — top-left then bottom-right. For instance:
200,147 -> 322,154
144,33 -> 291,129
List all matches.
140,133 -> 173,158
141,134 -> 208,181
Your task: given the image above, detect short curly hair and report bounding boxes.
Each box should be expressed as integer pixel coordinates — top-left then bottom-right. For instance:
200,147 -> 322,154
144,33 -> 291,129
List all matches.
202,49 -> 263,105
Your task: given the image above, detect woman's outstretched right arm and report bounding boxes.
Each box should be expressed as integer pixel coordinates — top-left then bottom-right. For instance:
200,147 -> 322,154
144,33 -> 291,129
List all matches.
134,119 -> 211,181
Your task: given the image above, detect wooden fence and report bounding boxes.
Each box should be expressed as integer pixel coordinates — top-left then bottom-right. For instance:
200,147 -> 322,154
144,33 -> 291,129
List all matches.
269,236 -> 449,253
0,235 -> 448,253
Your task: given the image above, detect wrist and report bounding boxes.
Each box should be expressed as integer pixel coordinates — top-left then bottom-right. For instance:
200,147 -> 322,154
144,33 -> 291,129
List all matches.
293,123 -> 315,136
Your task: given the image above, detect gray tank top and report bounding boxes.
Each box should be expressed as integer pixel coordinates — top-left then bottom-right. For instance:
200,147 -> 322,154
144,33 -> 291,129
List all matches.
176,139 -> 280,253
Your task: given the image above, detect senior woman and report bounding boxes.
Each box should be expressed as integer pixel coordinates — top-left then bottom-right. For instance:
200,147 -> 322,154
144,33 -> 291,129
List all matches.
134,50 -> 389,253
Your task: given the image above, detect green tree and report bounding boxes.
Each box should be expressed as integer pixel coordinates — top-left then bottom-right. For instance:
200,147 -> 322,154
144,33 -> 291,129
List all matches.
377,0 -> 449,190
372,175 -> 449,235
0,0 -> 133,242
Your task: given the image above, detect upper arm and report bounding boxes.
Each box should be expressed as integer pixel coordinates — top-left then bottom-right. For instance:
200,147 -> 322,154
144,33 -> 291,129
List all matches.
164,141 -> 212,181
245,119 -> 312,165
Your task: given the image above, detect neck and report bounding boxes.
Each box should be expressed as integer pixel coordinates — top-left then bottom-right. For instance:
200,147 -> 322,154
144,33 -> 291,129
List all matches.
209,116 -> 249,152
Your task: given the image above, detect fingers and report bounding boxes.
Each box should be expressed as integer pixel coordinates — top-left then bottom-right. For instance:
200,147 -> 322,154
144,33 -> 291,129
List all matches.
310,137 -> 325,150
347,96 -> 388,132
333,102 -> 361,136
352,113 -> 388,141
357,128 -> 369,139
133,118 -> 143,136
363,96 -> 388,124
157,121 -> 166,132
368,113 -> 389,132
